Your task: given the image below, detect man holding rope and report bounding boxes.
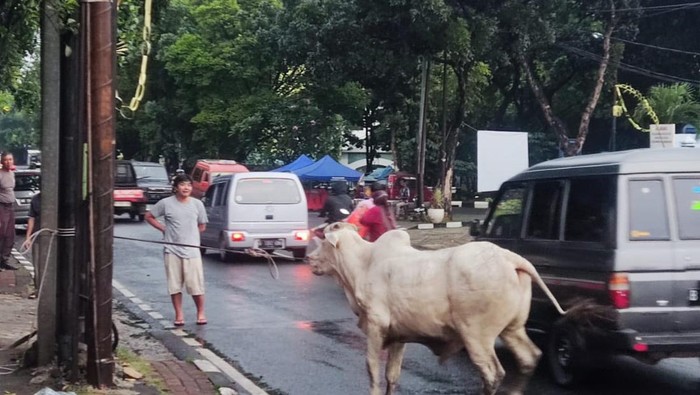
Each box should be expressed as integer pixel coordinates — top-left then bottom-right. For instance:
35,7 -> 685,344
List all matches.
145,174 -> 208,326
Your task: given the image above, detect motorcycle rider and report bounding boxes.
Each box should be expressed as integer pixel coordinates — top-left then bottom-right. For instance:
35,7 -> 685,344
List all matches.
318,180 -> 354,223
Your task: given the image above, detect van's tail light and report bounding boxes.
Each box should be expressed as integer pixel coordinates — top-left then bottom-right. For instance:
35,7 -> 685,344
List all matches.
609,273 -> 630,309
294,230 -> 310,241
231,232 -> 245,242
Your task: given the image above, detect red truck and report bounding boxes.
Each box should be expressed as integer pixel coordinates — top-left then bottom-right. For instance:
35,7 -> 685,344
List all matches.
114,160 -> 148,221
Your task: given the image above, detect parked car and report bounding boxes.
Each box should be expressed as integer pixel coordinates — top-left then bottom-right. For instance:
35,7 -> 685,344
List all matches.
114,160 -> 148,221
190,159 -> 249,199
14,168 -> 41,224
131,161 -> 172,204
200,172 -> 309,261
470,148 -> 700,387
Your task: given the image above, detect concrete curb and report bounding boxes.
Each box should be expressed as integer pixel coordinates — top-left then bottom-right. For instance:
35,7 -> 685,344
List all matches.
405,221 -> 470,230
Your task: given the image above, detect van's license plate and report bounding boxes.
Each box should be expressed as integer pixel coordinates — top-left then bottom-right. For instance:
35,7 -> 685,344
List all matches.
689,289 -> 699,303
260,239 -> 284,249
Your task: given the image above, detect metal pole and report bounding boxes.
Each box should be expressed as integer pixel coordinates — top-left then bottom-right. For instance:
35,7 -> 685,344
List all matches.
416,59 -> 429,207
38,0 -> 61,366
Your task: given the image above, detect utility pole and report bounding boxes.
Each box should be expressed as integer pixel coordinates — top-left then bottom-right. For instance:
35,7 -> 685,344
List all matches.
38,0 -> 61,366
57,19 -> 82,380
416,59 -> 430,207
83,0 -> 116,387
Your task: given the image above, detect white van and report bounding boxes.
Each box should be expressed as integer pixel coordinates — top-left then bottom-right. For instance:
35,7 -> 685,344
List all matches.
200,172 -> 309,261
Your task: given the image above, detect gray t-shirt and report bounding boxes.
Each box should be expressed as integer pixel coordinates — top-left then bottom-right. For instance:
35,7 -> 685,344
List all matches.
150,196 -> 208,259
0,170 -> 15,204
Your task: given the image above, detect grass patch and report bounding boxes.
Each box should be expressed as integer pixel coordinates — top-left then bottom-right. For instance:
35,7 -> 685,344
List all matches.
115,347 -> 167,392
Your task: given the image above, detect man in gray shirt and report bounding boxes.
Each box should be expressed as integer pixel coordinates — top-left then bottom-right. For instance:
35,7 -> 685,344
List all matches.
0,152 -> 16,271
145,174 -> 208,326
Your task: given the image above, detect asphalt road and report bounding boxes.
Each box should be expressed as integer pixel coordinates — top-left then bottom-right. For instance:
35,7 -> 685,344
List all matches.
29,216 -> 700,394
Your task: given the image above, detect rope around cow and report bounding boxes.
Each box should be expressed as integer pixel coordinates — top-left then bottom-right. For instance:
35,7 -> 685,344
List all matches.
113,235 -> 290,280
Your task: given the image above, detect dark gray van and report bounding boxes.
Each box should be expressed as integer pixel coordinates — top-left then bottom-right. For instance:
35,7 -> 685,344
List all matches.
470,148 -> 700,386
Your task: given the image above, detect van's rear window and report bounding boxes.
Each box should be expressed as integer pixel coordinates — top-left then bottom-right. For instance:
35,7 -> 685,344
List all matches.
629,179 -> 670,240
673,177 -> 700,240
234,178 -> 301,204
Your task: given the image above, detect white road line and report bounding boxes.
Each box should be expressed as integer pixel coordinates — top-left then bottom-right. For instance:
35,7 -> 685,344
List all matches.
197,348 -> 270,395
112,279 -> 269,395
148,311 -> 164,320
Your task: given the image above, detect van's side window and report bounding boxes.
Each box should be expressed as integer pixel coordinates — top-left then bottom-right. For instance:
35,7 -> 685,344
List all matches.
565,177 -> 613,242
214,182 -> 227,206
485,186 -> 525,238
203,184 -> 216,208
673,177 -> 700,239
629,179 -> 670,240
526,181 -> 564,240
192,168 -> 203,182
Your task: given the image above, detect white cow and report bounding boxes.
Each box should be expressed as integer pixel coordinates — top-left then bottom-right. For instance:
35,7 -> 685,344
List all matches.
307,223 -> 566,395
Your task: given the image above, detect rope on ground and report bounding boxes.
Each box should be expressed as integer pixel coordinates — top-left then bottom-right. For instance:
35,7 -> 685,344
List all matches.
113,235 -> 292,280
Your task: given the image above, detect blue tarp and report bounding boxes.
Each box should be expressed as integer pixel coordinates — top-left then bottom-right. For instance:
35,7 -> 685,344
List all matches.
271,154 -> 314,172
362,165 -> 393,182
292,155 -> 363,182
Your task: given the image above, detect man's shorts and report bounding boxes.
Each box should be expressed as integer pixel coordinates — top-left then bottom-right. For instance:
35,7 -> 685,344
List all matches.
164,253 -> 205,296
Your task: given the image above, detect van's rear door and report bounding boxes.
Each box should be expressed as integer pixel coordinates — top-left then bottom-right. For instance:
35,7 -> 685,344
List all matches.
230,177 -> 306,231
619,178 -> 676,333
670,176 -> 700,332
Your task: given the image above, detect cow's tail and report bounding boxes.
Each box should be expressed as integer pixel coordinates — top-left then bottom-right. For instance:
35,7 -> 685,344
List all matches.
510,252 -> 566,315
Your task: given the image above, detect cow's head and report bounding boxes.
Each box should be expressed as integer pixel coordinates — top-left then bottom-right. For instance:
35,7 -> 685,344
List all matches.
307,224 -> 350,276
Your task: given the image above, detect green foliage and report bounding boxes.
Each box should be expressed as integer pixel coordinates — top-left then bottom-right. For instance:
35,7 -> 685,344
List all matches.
633,83 -> 700,129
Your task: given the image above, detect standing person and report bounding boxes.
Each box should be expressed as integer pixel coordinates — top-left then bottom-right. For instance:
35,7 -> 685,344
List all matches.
22,192 -> 41,250
145,174 -> 209,326
395,179 -> 411,218
0,152 -> 17,270
319,180 -> 353,223
360,190 -> 397,242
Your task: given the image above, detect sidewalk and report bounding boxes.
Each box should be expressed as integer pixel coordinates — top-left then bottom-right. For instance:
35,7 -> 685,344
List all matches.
0,253 -> 229,395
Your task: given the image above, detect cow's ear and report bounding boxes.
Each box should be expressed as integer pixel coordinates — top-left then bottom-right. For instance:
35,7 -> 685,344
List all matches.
326,231 -> 340,248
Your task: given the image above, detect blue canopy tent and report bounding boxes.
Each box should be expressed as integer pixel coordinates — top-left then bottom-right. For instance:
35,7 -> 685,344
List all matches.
271,154 -> 314,172
292,155 -> 362,182
362,165 -> 393,182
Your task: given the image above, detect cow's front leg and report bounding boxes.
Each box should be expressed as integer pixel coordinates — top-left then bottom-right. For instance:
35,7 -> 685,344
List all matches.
365,325 -> 384,395
384,342 -> 406,395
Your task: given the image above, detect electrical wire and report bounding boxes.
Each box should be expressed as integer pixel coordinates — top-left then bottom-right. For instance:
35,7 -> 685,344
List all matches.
558,43 -> 699,84
593,2 -> 700,13
611,36 -> 700,57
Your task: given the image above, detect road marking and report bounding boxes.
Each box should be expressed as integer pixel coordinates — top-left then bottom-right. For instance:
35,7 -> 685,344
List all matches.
112,279 -> 269,395
197,348 -> 270,395
148,311 -> 164,320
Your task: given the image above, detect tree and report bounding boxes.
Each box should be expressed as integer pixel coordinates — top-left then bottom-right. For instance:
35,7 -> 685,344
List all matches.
633,83 -> 700,129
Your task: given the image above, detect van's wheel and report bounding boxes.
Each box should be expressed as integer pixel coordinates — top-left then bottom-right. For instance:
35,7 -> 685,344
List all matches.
547,319 -> 588,387
291,248 -> 306,260
219,236 -> 234,262
129,212 -> 136,220
138,214 -> 145,222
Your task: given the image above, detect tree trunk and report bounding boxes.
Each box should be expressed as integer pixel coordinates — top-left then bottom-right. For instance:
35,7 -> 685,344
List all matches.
519,4 -> 617,157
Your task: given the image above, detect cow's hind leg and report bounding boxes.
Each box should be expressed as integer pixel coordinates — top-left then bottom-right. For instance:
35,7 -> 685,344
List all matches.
384,342 -> 406,395
462,335 -> 505,395
499,327 -> 542,395
366,325 -> 384,395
